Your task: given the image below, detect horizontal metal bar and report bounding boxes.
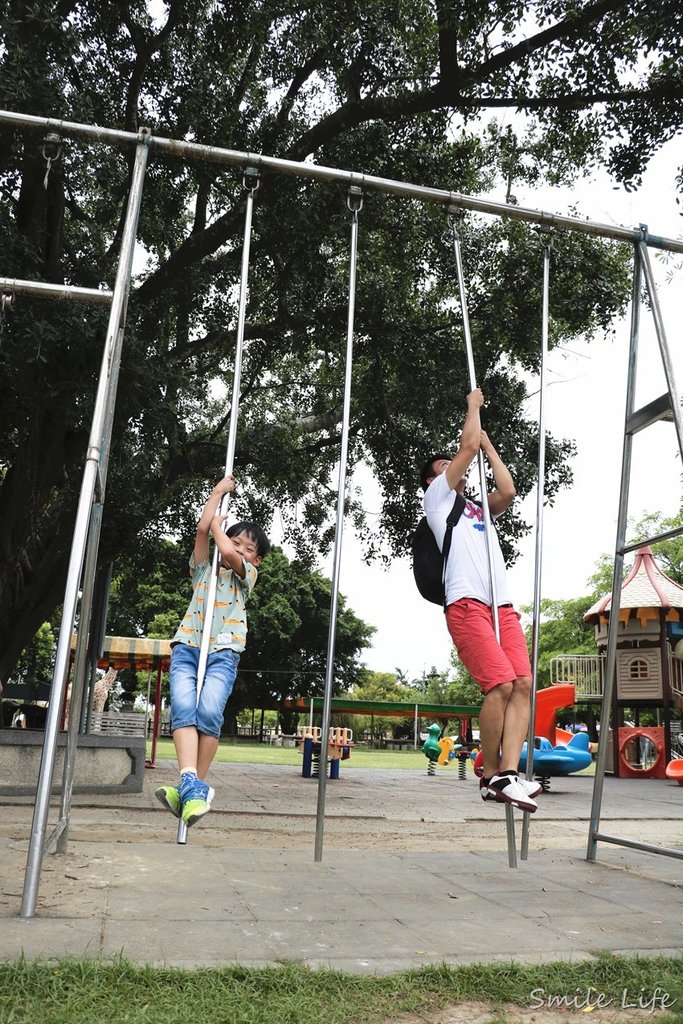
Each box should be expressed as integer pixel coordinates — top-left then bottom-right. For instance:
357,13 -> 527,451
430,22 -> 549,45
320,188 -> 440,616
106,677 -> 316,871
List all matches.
626,393 -> 673,435
0,108 -> 137,149
592,831 -> 683,861
0,276 -> 113,305
2,108 -> 683,253
622,524 -> 683,554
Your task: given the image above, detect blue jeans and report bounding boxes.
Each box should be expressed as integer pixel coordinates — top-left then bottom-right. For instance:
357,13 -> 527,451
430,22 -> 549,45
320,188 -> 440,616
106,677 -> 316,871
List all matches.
169,644 -> 240,739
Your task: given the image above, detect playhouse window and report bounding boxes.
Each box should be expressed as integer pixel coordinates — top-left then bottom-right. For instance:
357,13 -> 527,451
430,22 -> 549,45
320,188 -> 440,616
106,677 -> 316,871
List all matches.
628,658 -> 649,679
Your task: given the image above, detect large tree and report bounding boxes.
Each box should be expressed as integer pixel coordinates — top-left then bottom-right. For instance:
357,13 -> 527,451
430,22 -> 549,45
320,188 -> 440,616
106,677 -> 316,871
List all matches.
2,0 -> 679,679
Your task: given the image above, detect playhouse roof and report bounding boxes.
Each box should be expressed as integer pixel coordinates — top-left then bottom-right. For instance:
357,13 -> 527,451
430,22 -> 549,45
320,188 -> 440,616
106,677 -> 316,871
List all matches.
583,546 -> 683,623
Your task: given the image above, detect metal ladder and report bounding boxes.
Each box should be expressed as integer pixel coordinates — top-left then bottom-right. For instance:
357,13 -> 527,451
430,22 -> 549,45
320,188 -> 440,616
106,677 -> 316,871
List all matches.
587,227 -> 683,863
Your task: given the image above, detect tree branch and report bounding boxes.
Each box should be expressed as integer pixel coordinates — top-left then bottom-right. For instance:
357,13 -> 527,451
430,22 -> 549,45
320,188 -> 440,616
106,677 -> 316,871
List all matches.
473,0 -> 629,80
435,0 -> 458,93
457,82 -> 683,113
263,46 -> 329,149
122,1 -> 184,132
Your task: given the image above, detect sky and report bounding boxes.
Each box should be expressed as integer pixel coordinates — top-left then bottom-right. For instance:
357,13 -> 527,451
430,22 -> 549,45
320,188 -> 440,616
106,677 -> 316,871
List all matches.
317,139 -> 683,681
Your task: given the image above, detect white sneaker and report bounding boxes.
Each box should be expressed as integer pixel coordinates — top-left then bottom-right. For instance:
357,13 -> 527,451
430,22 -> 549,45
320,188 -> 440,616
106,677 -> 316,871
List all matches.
487,773 -> 538,812
516,775 -> 543,798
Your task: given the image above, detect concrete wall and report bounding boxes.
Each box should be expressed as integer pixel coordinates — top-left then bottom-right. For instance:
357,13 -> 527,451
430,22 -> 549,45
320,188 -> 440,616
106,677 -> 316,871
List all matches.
0,729 -> 145,795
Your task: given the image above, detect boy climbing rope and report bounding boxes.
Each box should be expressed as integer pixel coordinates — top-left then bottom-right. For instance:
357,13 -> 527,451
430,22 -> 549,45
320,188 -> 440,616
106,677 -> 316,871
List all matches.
419,388 -> 541,812
155,474 -> 270,827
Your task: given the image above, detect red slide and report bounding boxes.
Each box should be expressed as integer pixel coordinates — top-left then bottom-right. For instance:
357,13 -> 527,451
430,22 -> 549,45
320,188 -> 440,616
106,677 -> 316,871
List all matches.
534,683 -> 576,742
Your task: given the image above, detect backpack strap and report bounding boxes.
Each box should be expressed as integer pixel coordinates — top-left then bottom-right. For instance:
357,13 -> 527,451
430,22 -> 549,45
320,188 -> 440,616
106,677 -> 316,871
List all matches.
441,492 -> 466,611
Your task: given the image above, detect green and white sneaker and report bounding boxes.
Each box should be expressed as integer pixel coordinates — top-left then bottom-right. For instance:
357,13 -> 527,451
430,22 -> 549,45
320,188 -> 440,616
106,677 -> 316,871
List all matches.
181,780 -> 215,828
155,784 -> 182,818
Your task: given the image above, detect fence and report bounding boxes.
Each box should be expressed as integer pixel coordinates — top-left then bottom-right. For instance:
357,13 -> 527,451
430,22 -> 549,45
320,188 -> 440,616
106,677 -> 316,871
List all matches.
89,711 -> 147,736
550,652 -> 683,702
550,655 -> 604,697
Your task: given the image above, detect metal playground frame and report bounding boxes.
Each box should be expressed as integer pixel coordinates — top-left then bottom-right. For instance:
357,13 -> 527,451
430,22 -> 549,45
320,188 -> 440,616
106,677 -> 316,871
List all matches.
1,107 -> 682,919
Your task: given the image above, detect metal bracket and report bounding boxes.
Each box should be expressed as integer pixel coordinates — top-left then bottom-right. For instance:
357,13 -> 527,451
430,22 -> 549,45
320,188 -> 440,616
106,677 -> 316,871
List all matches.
243,165 -> 260,192
347,185 -> 363,212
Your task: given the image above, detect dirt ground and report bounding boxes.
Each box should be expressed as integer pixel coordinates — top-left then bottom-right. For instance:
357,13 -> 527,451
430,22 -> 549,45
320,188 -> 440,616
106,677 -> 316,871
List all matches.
389,1004 -> 670,1024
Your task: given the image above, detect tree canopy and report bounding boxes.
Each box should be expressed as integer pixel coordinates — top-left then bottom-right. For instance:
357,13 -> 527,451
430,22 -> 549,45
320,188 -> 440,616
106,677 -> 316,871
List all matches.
2,1 -> 680,680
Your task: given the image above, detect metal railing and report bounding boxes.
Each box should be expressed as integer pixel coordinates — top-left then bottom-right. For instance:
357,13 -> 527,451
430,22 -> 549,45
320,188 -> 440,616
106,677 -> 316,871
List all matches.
669,653 -> 683,700
549,655 -> 604,697
550,651 -> 683,701
89,711 -> 147,736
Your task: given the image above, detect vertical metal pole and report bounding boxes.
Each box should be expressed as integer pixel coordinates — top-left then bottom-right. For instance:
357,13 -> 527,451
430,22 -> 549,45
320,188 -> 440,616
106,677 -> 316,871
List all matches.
448,211 -> 516,867
55,502 -> 104,854
637,241 -> 683,461
59,284 -> 128,850
314,187 -> 362,862
176,168 -> 259,844
586,245 -> 642,861
143,669 -> 153,744
521,232 -> 551,860
149,662 -> 163,768
21,130 -> 150,917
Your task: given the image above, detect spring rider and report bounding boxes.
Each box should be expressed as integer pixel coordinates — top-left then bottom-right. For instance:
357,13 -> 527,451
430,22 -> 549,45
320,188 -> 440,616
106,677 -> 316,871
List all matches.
422,723 -> 477,778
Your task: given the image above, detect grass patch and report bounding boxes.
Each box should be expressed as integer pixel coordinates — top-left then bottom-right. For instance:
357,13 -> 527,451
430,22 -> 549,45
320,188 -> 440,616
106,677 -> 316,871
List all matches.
148,739 -> 452,772
0,954 -> 680,1024
147,739 -> 596,775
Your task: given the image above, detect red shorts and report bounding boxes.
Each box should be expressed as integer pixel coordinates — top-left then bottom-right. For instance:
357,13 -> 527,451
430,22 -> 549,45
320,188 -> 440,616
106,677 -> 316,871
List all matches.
445,598 -> 531,694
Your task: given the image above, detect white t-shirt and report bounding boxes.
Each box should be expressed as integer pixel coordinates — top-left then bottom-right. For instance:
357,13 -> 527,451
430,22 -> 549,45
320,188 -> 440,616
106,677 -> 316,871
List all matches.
423,471 -> 511,607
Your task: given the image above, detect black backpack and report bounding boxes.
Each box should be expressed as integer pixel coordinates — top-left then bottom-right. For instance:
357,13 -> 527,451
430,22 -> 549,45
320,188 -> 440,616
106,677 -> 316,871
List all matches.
411,492 -> 466,608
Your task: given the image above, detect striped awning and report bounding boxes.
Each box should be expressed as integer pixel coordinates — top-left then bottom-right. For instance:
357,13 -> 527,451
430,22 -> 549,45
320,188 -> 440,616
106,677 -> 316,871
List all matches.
70,635 -> 172,670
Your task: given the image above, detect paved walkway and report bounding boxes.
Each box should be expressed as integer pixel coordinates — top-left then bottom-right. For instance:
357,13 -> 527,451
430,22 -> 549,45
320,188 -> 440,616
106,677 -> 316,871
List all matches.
1,762 -> 681,972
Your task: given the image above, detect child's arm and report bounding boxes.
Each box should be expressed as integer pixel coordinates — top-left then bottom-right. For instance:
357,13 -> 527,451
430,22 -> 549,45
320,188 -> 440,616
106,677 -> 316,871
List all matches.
210,516 -> 247,578
193,475 -> 236,564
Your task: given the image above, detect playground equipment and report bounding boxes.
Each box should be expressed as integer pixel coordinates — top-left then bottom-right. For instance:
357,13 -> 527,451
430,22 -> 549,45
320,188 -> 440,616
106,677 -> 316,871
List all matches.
583,547 -> 683,781
423,686 -> 583,785
533,684 -> 577,743
665,757 -> 683,786
300,727 -> 352,780
421,723 -> 478,778
7,108 -> 683,916
617,726 -> 668,780
518,732 -> 593,791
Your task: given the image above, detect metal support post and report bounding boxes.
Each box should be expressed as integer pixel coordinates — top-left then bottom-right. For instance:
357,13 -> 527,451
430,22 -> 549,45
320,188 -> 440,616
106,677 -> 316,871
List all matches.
176,167 -> 260,845
20,129 -> 150,918
314,186 -> 362,862
521,230 -> 551,860
55,502 -> 103,854
588,231 -> 683,863
586,245 -> 642,861
637,241 -> 683,462
448,209 -> 516,867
